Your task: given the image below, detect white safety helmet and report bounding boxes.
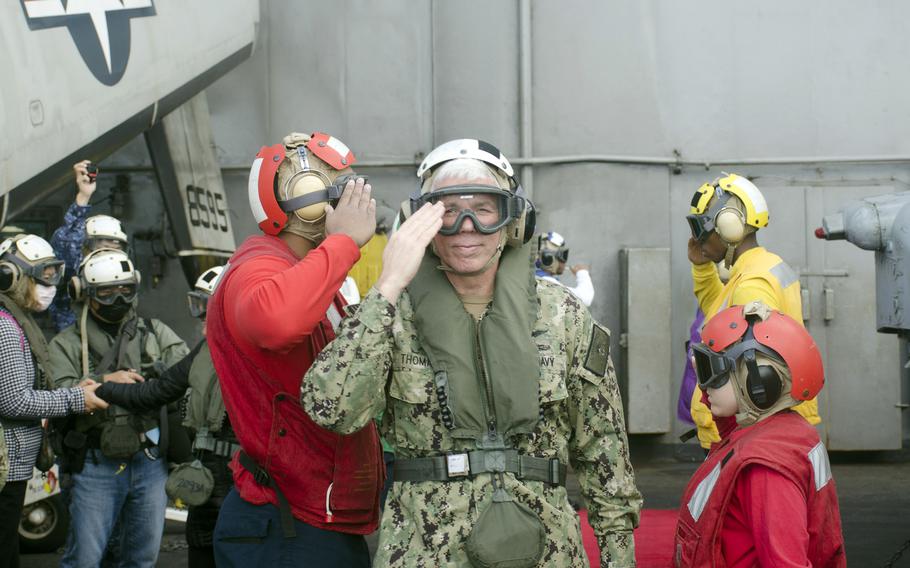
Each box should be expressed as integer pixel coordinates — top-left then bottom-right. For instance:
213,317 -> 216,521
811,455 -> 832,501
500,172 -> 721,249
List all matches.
84,215 -> 128,251
416,139 -> 515,182
0,234 -> 65,292
187,265 -> 224,318
69,249 -> 140,305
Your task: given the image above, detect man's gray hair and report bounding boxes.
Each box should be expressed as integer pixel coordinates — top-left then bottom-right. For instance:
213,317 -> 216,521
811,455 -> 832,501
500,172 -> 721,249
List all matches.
429,158 -> 504,192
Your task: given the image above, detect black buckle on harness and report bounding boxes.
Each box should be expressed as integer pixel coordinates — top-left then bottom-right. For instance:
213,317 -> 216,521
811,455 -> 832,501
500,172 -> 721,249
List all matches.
252,466 -> 270,487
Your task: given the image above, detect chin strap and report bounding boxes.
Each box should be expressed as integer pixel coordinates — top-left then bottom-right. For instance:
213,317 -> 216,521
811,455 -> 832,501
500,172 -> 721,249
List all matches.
723,243 -> 736,269
435,233 -> 507,277
80,303 -> 90,378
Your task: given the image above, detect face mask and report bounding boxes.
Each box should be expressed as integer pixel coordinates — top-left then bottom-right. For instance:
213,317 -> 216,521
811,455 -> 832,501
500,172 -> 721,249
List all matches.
33,284 -> 57,312
281,215 -> 327,245
92,298 -> 133,323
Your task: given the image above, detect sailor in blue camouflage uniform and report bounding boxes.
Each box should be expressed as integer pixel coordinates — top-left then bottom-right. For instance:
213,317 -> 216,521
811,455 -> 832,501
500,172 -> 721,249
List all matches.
49,160 -> 128,332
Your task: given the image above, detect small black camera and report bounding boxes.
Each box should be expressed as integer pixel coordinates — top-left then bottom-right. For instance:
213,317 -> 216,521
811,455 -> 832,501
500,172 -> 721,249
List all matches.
85,163 -> 99,182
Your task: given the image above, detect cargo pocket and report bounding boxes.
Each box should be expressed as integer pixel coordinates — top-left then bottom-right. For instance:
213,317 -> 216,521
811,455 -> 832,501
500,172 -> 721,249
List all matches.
387,367 -> 437,451
327,422 -> 384,526
673,516 -> 700,567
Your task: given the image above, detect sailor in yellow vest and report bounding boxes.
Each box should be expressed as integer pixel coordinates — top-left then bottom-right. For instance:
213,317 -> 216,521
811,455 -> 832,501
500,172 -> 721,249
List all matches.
686,173 -> 820,449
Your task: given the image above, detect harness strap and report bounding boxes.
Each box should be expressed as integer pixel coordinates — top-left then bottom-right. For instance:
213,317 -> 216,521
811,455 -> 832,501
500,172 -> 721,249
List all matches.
238,451 -> 296,539
393,450 -> 566,486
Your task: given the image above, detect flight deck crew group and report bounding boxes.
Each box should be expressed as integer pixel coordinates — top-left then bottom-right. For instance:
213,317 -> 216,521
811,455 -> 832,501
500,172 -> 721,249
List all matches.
0,136 -> 844,568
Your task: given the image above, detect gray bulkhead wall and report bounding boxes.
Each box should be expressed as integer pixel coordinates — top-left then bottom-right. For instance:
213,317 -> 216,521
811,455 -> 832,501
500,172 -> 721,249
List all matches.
198,0 -> 910,445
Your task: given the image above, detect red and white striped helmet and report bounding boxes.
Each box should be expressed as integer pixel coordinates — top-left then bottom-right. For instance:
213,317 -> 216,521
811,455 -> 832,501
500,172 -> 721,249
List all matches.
248,132 -> 357,235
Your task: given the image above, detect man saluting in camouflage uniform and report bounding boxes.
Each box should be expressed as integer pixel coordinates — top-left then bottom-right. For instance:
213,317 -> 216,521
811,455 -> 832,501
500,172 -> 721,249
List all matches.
302,139 -> 641,567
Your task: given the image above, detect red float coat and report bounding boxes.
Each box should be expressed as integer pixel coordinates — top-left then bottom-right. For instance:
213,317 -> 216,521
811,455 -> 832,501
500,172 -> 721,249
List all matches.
207,234 -> 384,534
675,411 -> 845,567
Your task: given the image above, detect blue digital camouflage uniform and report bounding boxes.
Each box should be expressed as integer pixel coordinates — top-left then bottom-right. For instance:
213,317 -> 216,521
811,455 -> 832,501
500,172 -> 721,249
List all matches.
302,282 -> 642,568
49,203 -> 91,332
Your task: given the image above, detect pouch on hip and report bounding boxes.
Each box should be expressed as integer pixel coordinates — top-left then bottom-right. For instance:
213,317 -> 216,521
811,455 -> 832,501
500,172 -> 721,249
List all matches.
465,488 -> 545,568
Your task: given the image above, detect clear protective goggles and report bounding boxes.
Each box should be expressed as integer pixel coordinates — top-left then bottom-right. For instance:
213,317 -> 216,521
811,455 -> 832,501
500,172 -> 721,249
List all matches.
541,247 -> 569,264
692,330 -> 780,390
410,185 -> 526,236
4,254 -> 64,287
186,290 -> 209,318
89,283 -> 138,305
278,174 -> 368,213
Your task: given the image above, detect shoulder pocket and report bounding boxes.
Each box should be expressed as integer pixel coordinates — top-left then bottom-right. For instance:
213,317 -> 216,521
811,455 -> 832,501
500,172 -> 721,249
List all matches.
537,343 -> 569,405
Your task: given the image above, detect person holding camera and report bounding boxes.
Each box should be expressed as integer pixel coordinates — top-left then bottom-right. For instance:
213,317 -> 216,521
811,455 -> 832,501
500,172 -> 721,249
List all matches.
49,160 -> 129,333
0,234 -> 108,568
47,248 -> 188,568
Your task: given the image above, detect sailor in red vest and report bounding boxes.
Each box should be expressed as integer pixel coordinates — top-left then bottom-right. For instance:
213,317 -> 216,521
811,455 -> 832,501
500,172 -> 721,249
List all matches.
206,132 -> 385,567
674,301 -> 846,568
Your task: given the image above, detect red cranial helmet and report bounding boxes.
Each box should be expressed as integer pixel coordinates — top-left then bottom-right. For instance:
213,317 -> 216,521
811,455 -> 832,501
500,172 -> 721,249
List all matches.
694,302 -> 824,410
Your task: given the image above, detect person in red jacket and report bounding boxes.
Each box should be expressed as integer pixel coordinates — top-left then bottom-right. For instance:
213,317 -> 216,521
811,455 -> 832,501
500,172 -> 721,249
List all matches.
675,301 -> 846,568
206,132 -> 385,567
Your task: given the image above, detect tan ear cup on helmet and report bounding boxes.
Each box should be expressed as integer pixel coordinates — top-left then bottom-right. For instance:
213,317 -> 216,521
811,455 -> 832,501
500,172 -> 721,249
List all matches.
68,276 -> 84,302
285,173 -> 330,222
715,207 -> 746,244
0,261 -> 19,292
506,197 -> 535,248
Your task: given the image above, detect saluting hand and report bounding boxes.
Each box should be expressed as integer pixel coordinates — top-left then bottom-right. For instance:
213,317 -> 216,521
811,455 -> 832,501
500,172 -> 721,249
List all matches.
570,263 -> 590,274
325,177 -> 377,247
374,202 -> 445,304
687,237 -> 712,266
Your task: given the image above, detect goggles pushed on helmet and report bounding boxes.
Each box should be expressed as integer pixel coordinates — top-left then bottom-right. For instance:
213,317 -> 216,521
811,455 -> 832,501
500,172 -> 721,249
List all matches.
186,290 -> 209,318
277,174 -> 368,214
411,185 -> 526,236
3,253 -> 64,286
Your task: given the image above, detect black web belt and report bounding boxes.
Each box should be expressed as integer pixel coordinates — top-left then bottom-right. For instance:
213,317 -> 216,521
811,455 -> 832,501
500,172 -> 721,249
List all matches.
238,451 -> 296,539
394,449 -> 567,486
193,436 -> 241,459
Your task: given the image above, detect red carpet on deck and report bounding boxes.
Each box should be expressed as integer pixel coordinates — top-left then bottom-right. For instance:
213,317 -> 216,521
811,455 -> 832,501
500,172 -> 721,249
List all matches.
578,508 -> 677,568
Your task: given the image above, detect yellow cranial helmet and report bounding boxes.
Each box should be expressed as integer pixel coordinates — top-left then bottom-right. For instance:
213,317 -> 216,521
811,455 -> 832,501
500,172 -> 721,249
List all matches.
687,173 -> 769,244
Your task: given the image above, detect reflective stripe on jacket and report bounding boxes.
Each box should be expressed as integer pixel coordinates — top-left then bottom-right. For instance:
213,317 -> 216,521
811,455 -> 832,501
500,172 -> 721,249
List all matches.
675,411 -> 846,568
